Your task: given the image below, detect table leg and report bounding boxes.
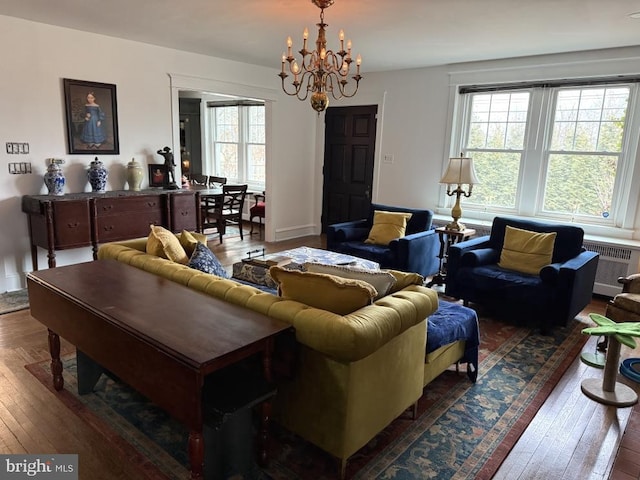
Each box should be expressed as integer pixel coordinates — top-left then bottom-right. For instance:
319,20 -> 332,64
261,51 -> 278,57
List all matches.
47,329 -> 63,391
257,341 -> 275,466
188,430 -> 204,479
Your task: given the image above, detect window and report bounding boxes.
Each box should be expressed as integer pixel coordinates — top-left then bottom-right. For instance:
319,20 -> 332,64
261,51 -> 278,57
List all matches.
456,82 -> 635,226
209,103 -> 265,188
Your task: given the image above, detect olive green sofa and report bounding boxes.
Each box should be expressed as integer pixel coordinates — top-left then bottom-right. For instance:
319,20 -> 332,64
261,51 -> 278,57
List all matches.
98,237 -> 466,476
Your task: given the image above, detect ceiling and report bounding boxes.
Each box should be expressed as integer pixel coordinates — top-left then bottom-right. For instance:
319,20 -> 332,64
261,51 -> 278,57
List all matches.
1,0 -> 639,72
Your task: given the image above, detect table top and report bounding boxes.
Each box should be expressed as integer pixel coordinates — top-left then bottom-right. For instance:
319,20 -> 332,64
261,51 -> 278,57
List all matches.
435,226 -> 476,236
27,259 -> 289,371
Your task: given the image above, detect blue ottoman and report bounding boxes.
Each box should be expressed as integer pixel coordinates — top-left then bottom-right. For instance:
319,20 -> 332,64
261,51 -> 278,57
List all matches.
427,301 -> 480,382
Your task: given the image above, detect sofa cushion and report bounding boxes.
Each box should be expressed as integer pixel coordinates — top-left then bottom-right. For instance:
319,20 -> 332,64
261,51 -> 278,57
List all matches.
304,262 -> 397,299
365,210 -> 412,246
179,230 -> 208,257
187,242 -> 229,278
498,225 -> 556,275
146,225 -> 189,264
269,266 -> 377,315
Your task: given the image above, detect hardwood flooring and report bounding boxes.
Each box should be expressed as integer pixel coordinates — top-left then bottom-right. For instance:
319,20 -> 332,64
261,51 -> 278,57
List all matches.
1,230 -> 638,479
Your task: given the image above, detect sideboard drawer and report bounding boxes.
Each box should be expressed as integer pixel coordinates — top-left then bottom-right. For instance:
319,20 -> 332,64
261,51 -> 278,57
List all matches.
94,195 -> 163,215
53,201 -> 92,248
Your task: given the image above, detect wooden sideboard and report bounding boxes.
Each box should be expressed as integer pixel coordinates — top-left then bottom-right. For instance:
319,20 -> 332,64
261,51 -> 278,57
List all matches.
22,189 -> 202,270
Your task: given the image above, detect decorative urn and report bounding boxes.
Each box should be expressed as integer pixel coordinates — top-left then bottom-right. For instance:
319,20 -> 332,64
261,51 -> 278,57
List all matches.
43,158 -> 66,196
126,158 -> 143,191
87,157 -> 108,193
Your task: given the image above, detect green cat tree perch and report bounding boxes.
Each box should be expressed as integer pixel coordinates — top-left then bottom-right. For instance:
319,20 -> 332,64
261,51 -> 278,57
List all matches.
581,313 -> 640,407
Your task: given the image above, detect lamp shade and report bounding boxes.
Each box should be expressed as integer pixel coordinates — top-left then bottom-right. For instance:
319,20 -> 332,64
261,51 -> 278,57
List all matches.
439,156 -> 480,186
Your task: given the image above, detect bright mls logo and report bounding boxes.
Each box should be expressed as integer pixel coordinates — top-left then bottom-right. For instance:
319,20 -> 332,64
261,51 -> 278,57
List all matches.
0,455 -> 78,479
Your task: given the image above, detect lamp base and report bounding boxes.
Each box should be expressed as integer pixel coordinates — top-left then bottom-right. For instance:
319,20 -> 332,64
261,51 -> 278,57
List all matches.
444,220 -> 466,231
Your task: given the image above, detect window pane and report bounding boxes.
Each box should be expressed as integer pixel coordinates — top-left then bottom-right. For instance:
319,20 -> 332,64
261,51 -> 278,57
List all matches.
214,107 -> 238,142
247,144 -> 265,183
465,151 -> 521,209
248,106 -> 265,143
467,92 -> 530,149
543,154 -> 617,217
214,142 -> 238,180
551,87 -> 629,152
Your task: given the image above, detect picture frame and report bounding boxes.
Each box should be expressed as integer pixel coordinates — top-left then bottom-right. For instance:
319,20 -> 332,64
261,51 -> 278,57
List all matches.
63,78 -> 120,154
148,164 -> 169,188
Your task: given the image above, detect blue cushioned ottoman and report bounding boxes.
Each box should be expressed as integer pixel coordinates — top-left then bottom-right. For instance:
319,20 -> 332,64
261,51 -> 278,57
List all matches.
427,301 -> 480,382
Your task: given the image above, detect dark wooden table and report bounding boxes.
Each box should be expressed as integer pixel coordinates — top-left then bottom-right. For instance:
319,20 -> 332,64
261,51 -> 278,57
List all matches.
27,259 -> 290,479
427,227 -> 476,287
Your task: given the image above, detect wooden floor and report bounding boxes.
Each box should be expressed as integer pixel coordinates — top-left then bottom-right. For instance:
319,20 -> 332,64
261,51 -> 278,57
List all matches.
1,230 -> 639,479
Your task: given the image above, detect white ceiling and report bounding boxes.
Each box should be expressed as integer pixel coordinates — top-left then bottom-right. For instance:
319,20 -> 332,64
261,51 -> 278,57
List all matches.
1,0 -> 639,72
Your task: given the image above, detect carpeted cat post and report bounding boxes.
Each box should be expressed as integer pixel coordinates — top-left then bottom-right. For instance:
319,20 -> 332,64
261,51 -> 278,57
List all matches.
581,313 -> 639,407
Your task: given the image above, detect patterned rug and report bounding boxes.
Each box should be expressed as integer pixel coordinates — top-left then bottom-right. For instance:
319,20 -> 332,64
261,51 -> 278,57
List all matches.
25,313 -> 589,480
0,288 -> 29,315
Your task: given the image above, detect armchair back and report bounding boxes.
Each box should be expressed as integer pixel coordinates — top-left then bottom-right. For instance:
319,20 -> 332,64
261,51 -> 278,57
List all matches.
367,203 -> 434,234
487,217 -> 585,262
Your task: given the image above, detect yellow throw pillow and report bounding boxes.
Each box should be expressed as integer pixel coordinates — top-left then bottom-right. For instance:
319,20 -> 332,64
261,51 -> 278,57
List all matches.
179,230 -> 208,257
384,269 -> 425,293
146,225 -> 189,264
498,225 -> 557,275
364,210 -> 413,246
269,266 -> 377,315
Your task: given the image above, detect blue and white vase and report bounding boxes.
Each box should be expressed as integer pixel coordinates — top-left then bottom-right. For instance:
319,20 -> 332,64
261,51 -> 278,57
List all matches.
88,157 -> 108,193
43,159 -> 65,196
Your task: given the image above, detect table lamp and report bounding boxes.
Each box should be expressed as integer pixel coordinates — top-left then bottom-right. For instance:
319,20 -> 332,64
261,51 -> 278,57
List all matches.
440,153 -> 479,231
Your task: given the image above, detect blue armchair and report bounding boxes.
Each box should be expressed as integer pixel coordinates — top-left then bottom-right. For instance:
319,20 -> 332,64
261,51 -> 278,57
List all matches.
326,203 -> 440,277
445,216 -> 599,332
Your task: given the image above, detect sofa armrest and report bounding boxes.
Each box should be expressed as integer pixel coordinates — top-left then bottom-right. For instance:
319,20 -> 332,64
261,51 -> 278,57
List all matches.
326,219 -> 369,246
390,229 -> 441,277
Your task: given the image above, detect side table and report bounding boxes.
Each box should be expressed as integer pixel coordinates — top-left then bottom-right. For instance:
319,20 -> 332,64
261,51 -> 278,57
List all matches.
427,227 -> 475,287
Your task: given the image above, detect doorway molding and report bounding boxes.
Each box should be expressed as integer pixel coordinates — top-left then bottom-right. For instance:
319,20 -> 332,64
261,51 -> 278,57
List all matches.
168,73 -> 278,241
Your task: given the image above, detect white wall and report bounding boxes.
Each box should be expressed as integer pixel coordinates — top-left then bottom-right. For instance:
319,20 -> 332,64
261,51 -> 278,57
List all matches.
0,15 -> 316,291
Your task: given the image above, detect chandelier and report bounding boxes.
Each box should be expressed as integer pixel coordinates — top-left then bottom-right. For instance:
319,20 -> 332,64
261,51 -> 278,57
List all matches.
279,0 -> 362,113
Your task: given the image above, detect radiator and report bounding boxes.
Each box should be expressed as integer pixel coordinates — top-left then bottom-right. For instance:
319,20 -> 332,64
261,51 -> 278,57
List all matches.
583,241 -> 640,297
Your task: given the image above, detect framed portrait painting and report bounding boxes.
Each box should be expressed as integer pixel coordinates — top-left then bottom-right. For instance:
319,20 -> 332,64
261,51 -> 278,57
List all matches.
63,78 -> 120,154
148,164 -> 169,188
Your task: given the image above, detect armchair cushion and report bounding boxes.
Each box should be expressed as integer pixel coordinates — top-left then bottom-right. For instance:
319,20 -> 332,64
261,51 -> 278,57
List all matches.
498,226 -> 557,275
365,210 -> 412,246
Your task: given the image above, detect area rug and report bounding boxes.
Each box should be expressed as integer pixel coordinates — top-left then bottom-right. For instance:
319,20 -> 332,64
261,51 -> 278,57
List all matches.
25,314 -> 589,480
0,288 -> 29,314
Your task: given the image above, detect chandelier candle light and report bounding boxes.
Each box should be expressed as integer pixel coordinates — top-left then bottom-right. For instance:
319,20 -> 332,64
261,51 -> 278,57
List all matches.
439,154 -> 480,231
279,0 -> 362,113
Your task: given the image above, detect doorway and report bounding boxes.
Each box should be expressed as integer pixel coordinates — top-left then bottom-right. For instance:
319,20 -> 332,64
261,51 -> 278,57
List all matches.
321,105 -> 378,232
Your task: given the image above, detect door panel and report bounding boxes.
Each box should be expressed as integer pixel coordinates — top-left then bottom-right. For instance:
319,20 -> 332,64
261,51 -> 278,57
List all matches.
322,105 -> 377,232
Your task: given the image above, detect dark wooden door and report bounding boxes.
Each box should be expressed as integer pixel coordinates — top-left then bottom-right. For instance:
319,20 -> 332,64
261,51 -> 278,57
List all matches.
321,105 -> 377,232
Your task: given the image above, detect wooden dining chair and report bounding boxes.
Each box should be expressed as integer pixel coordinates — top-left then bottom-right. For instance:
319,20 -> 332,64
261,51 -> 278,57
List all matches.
208,175 -> 227,187
209,184 -> 248,243
249,192 -> 266,236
